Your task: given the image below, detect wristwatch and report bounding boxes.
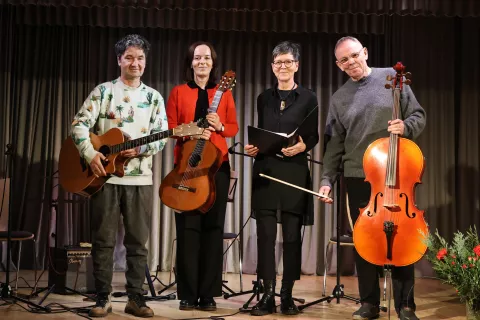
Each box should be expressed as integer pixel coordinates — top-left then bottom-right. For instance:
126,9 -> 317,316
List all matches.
220,124 -> 225,132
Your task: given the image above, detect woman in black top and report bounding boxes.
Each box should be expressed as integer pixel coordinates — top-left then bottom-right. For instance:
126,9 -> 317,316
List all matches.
245,41 -> 319,316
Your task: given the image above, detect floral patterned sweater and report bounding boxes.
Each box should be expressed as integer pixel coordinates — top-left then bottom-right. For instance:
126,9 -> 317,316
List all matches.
71,78 -> 168,185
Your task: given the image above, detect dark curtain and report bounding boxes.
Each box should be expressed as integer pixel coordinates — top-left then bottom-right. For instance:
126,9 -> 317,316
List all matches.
0,3 -> 479,277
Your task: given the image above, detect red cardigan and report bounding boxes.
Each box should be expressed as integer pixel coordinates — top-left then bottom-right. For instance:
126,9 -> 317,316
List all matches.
166,83 -> 239,164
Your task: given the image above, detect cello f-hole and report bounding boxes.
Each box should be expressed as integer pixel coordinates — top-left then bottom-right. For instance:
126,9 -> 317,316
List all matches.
400,193 -> 416,218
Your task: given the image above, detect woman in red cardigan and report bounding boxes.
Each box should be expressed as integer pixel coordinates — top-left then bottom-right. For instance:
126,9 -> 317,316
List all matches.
166,41 -> 239,311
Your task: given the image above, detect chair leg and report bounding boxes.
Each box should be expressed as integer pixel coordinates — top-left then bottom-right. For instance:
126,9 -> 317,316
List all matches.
32,239 -> 38,294
15,241 -> 23,293
238,237 -> 243,292
169,238 -> 176,284
323,242 -> 331,297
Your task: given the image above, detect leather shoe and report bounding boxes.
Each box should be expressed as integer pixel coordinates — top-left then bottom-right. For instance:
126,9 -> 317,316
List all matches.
197,297 -> 217,311
179,300 -> 197,310
399,307 -> 419,320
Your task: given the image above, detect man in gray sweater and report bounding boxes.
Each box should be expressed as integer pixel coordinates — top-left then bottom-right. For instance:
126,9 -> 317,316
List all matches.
319,36 -> 426,320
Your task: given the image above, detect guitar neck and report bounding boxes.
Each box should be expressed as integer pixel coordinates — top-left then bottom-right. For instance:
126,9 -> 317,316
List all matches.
207,90 -> 224,113
111,129 -> 173,154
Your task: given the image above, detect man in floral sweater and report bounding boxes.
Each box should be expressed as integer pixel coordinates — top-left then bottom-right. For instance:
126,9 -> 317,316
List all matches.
71,34 -> 168,318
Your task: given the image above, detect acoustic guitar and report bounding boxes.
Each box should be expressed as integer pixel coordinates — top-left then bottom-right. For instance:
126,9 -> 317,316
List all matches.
159,71 -> 236,213
59,123 -> 204,197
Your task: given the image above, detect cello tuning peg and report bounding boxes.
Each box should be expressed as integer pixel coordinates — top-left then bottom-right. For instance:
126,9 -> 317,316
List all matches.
385,84 -> 393,89
386,75 -> 392,81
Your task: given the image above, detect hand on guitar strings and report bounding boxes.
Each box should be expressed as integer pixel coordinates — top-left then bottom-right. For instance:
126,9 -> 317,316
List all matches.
244,144 -> 259,157
120,147 -> 140,158
281,136 -> 306,157
191,127 -> 214,140
206,112 -> 223,131
318,186 -> 333,204
90,153 -> 108,177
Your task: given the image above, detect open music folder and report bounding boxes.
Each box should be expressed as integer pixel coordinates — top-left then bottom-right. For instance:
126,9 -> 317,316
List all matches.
248,105 -> 318,156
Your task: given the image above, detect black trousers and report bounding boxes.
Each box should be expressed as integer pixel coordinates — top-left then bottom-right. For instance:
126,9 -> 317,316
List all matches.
90,184 -> 151,294
174,161 -> 230,301
345,177 -> 416,314
255,210 -> 303,281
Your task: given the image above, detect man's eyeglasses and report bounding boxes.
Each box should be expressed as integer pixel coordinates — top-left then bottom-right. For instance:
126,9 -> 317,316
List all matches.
272,60 -> 297,69
337,47 -> 365,65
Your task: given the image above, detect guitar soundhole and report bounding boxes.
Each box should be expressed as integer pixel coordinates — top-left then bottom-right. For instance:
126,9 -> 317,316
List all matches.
98,145 -> 111,157
190,154 -> 202,167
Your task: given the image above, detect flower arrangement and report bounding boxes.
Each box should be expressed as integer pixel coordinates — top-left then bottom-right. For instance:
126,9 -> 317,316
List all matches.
423,226 -> 480,318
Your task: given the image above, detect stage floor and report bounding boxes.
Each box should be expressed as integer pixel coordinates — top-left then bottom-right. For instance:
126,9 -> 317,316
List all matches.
0,271 -> 466,319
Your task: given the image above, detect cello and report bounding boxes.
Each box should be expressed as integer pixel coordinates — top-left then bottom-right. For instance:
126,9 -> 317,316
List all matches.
159,71 -> 236,213
353,62 -> 428,268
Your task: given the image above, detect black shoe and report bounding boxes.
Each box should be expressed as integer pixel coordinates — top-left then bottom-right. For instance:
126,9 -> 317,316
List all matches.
197,297 -> 217,311
280,280 -> 300,315
399,307 -> 419,320
251,280 -> 276,316
124,293 -> 154,318
352,303 -> 380,319
179,300 -> 197,311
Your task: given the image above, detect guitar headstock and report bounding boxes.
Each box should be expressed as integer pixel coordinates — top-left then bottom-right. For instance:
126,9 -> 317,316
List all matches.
385,62 -> 412,90
172,122 -> 204,138
218,70 -> 236,92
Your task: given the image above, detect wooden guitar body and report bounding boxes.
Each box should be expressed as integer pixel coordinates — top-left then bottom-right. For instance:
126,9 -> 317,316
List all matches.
59,128 -> 128,197
159,139 -> 223,213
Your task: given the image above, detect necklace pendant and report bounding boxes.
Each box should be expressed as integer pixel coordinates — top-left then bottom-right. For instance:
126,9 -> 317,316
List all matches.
280,100 -> 286,111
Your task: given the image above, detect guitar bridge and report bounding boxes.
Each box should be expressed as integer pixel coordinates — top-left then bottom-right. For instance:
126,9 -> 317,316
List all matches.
172,184 -> 196,193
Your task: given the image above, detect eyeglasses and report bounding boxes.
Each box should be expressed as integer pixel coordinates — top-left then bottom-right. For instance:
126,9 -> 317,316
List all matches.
337,47 -> 365,65
272,60 -> 297,69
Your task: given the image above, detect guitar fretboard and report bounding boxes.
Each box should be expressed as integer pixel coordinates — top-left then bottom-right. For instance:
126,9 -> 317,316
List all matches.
208,91 -> 224,114
110,129 -> 173,154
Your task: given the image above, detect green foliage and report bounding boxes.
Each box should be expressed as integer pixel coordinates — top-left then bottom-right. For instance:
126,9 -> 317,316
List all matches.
423,226 -> 480,308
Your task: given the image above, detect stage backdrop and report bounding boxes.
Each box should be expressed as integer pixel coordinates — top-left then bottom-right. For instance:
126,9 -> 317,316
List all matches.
0,2 -> 479,280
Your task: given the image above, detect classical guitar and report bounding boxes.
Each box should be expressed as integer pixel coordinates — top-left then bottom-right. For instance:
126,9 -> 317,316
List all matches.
59,123 -> 204,197
159,71 -> 236,213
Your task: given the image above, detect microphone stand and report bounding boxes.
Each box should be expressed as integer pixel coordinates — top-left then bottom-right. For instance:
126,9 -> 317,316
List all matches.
298,170 -> 361,311
0,144 -> 50,312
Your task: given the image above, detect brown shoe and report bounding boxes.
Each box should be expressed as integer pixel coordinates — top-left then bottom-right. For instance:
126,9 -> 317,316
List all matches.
124,293 -> 154,318
89,293 -> 112,318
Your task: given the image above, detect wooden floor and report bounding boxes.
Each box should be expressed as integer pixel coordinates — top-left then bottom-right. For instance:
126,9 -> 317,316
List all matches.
0,271 -> 466,319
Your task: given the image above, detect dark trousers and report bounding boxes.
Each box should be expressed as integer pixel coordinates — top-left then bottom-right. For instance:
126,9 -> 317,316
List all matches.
255,210 -> 303,281
90,184 -> 152,294
174,161 -> 230,301
345,177 -> 416,314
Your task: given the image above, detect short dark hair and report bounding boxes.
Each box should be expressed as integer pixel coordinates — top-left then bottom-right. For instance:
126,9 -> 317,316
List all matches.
115,34 -> 151,58
334,36 -> 362,55
184,41 -> 218,83
272,41 -> 301,62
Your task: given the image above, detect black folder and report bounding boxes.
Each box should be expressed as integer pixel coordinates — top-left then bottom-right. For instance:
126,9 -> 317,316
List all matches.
248,105 -> 318,156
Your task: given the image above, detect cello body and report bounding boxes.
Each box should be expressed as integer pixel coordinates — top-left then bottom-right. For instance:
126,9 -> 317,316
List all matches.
353,137 -> 428,266
353,62 -> 428,267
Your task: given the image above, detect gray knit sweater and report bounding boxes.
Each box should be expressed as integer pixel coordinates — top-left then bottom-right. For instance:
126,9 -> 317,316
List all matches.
320,67 -> 426,188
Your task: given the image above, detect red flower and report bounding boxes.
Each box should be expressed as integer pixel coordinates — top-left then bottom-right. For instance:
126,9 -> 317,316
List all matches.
474,245 -> 480,257
462,264 -> 467,269
436,248 -> 447,260
451,261 -> 456,265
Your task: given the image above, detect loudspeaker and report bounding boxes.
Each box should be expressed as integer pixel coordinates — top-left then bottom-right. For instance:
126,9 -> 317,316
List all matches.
48,247 -> 95,294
